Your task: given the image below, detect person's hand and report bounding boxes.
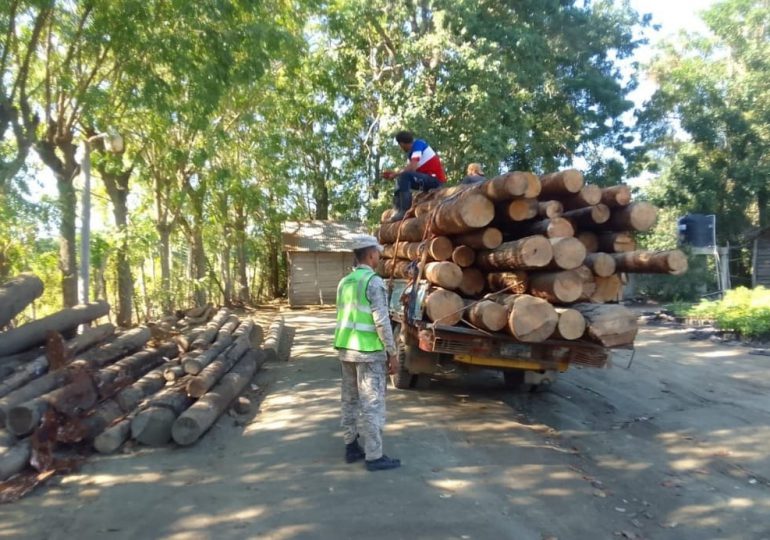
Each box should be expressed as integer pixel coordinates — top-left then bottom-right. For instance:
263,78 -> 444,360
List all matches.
381,170 -> 396,180
387,353 -> 399,375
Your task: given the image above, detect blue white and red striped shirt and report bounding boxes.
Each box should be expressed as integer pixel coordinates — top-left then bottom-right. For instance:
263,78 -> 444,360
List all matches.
407,139 -> 446,182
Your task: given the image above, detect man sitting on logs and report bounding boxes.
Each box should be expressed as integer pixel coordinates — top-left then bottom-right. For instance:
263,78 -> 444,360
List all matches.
382,130 -> 446,222
461,162 -> 486,185
334,234 -> 401,471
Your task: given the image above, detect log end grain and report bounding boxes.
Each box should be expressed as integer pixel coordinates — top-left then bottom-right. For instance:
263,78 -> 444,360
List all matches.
424,289 -> 465,326
508,295 -> 559,342
554,308 -> 587,340
131,407 -> 177,446
550,237 -> 587,270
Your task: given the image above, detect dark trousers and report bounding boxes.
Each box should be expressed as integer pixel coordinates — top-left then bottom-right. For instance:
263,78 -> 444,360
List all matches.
396,171 -> 442,193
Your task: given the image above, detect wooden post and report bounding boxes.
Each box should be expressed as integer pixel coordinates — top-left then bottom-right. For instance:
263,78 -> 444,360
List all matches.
430,193 -> 495,235
191,308 -> 231,350
584,253 -> 617,277
561,204 -> 611,227
499,198 -> 538,221
605,202 -> 657,232
263,315 -> 285,362
511,217 -> 575,239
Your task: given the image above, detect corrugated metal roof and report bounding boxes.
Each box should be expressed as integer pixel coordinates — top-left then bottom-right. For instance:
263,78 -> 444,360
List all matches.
281,220 -> 370,252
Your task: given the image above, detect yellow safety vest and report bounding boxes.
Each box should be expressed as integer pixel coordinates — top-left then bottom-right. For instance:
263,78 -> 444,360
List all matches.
334,267 -> 384,352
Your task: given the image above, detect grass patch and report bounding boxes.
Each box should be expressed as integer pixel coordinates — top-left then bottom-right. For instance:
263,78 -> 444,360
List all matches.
683,287 -> 770,339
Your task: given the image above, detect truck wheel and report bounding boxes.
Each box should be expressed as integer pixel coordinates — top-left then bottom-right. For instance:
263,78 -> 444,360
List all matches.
393,340 -> 417,390
503,370 -> 525,388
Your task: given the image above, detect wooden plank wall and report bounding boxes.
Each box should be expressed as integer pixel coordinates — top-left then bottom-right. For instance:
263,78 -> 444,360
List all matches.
755,237 -> 770,287
288,252 -> 352,306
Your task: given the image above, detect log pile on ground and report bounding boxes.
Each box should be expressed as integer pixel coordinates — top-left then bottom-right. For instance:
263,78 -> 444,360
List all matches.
377,169 -> 686,347
0,277 -> 278,500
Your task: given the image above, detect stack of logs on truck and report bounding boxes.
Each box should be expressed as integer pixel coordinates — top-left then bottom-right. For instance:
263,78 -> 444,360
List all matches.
0,273 -> 285,496
377,169 -> 687,347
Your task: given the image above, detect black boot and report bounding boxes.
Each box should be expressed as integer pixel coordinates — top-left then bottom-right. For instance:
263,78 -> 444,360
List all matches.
365,455 -> 401,471
345,436 -> 365,463
388,190 -> 413,222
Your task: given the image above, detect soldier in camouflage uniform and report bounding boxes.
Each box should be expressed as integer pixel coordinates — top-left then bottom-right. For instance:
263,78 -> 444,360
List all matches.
334,235 -> 401,471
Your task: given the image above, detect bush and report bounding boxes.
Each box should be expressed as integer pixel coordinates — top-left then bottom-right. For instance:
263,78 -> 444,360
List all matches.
685,287 -> 770,339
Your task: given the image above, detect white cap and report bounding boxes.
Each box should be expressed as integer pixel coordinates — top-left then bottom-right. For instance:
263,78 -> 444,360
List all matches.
351,234 -> 384,252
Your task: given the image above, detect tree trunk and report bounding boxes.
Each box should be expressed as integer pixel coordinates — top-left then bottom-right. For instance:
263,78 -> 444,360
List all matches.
561,185 -> 602,210
584,253 -> 617,277
100,167 -> 134,327
157,223 -> 173,314
537,201 -> 563,219
571,303 -> 638,347
561,204 -> 611,228
451,246 -> 475,268
424,288 -> 465,326
172,351 -> 259,446
463,300 -> 507,332
312,174 -> 329,220
0,274 -> 44,328
528,270 -> 584,303
234,204 -> 250,303
486,271 -> 528,294
451,228 -> 502,250
263,315 -> 285,362
475,236 -> 553,271
0,301 -> 110,357
191,224 -> 207,306
552,308 -> 586,340
539,169 -> 584,199
524,173 -> 542,198
597,232 -> 637,253
601,185 -> 632,207
610,250 -> 688,275
494,294 -> 558,343
424,261 -> 463,290
511,217 -> 575,239
458,268 -> 485,297
577,231 -> 599,253
547,237 -> 587,270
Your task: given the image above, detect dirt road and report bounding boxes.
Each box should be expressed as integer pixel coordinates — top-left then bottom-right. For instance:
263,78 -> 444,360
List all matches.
1,310 -> 769,539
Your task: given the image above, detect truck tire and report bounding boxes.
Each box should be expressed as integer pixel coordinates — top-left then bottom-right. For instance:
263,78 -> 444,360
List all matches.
393,341 -> 418,389
503,370 -> 525,388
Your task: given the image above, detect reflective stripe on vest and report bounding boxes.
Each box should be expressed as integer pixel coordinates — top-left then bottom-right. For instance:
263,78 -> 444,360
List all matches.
333,267 -> 384,352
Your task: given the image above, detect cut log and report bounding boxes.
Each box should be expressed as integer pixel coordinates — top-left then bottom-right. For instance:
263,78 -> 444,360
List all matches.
172,352 -> 259,446
610,250 -> 688,275
524,174 -> 542,199
0,301 -> 110,357
486,271 -> 528,294
93,417 -> 132,454
561,185 -> 602,210
191,308 -> 231,350
0,430 -> 14,453
187,342 -> 261,399
575,266 -> 597,301
164,363 -> 185,381
0,323 -> 115,400
0,347 -> 45,375
377,215 -> 429,244
539,169 -> 584,198
571,304 -> 638,347
601,185 -> 632,207
65,400 -> 124,443
0,439 -> 31,481
263,315 -> 285,362
597,232 -> 637,253
227,320 -> 258,361
591,274 -> 624,303
424,261 -> 463,290
463,300 -> 507,332
548,237 -> 587,270
537,201 -> 563,219
380,208 -> 396,223
499,198 -> 538,222
116,364 -> 171,413
451,246 -> 475,268
528,270 -> 584,303
131,383 -> 194,446
561,204 -> 610,228
451,228 -> 502,250
183,316 -> 239,375
584,253 -> 617,277
577,231 -> 599,253
377,258 -> 413,279
604,202 -> 657,232
0,274 -> 44,329
470,171 -> 529,201
0,327 -> 150,428
458,268 -> 485,297
552,308 -> 586,340
494,294 -> 558,343
430,192 -> 495,235
424,288 -> 465,326
511,217 -> 575,239
476,236 -> 553,271
419,237 -> 454,261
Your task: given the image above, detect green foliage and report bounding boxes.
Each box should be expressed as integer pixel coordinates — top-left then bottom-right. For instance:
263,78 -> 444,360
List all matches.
686,287 -> 770,339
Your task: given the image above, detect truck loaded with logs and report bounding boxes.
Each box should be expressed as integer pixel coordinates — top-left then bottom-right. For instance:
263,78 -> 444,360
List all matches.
377,169 -> 686,390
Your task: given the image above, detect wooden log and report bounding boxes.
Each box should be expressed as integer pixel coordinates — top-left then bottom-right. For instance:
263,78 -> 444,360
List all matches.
0,439 -> 31,481
458,268 -> 485,297
601,185 -> 632,207
561,204 -> 610,228
191,308 -> 231,350
524,173 -> 542,198
597,232 -> 637,253
494,294 -> 558,343
182,305 -> 214,327
571,304 -> 638,347
424,288 -> 464,326
164,363 -> 185,381
227,320 -> 257,361
575,266 -> 597,301
463,300 -> 507,332
0,347 -> 45,375
380,208 -> 396,223
561,185 -> 602,210
424,261 -> 463,290
131,383 -> 194,446
537,201 -> 563,219
610,250 -> 688,275
430,193 -> 495,235
584,253 -> 617,277
552,308 -> 586,340
499,198 -> 538,222
470,171 -> 530,201
577,231 -> 599,253
377,215 -> 429,244
0,430 -> 14,452
172,352 -> 259,446
93,417 -> 132,454
65,400 -> 124,443
604,202 -> 657,232
548,237 -> 587,270
476,236 -> 553,271
0,274 -> 44,328
0,323 -> 115,400
263,315 -> 285,362
587,274 -> 623,303
486,271 -> 528,294
528,270 -> 584,303
451,228 -> 502,250
116,363 -> 172,412
419,237 -> 454,261
510,217 -> 574,239
94,343 -> 178,398
0,301 -> 110,357
377,259 -> 414,279
183,316 -> 239,375
187,340 -> 261,399
451,246 -> 475,268
0,327 -> 150,428
539,169 -> 584,199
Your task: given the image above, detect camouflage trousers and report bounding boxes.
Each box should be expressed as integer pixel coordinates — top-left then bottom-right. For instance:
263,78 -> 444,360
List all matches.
339,357 -> 387,461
